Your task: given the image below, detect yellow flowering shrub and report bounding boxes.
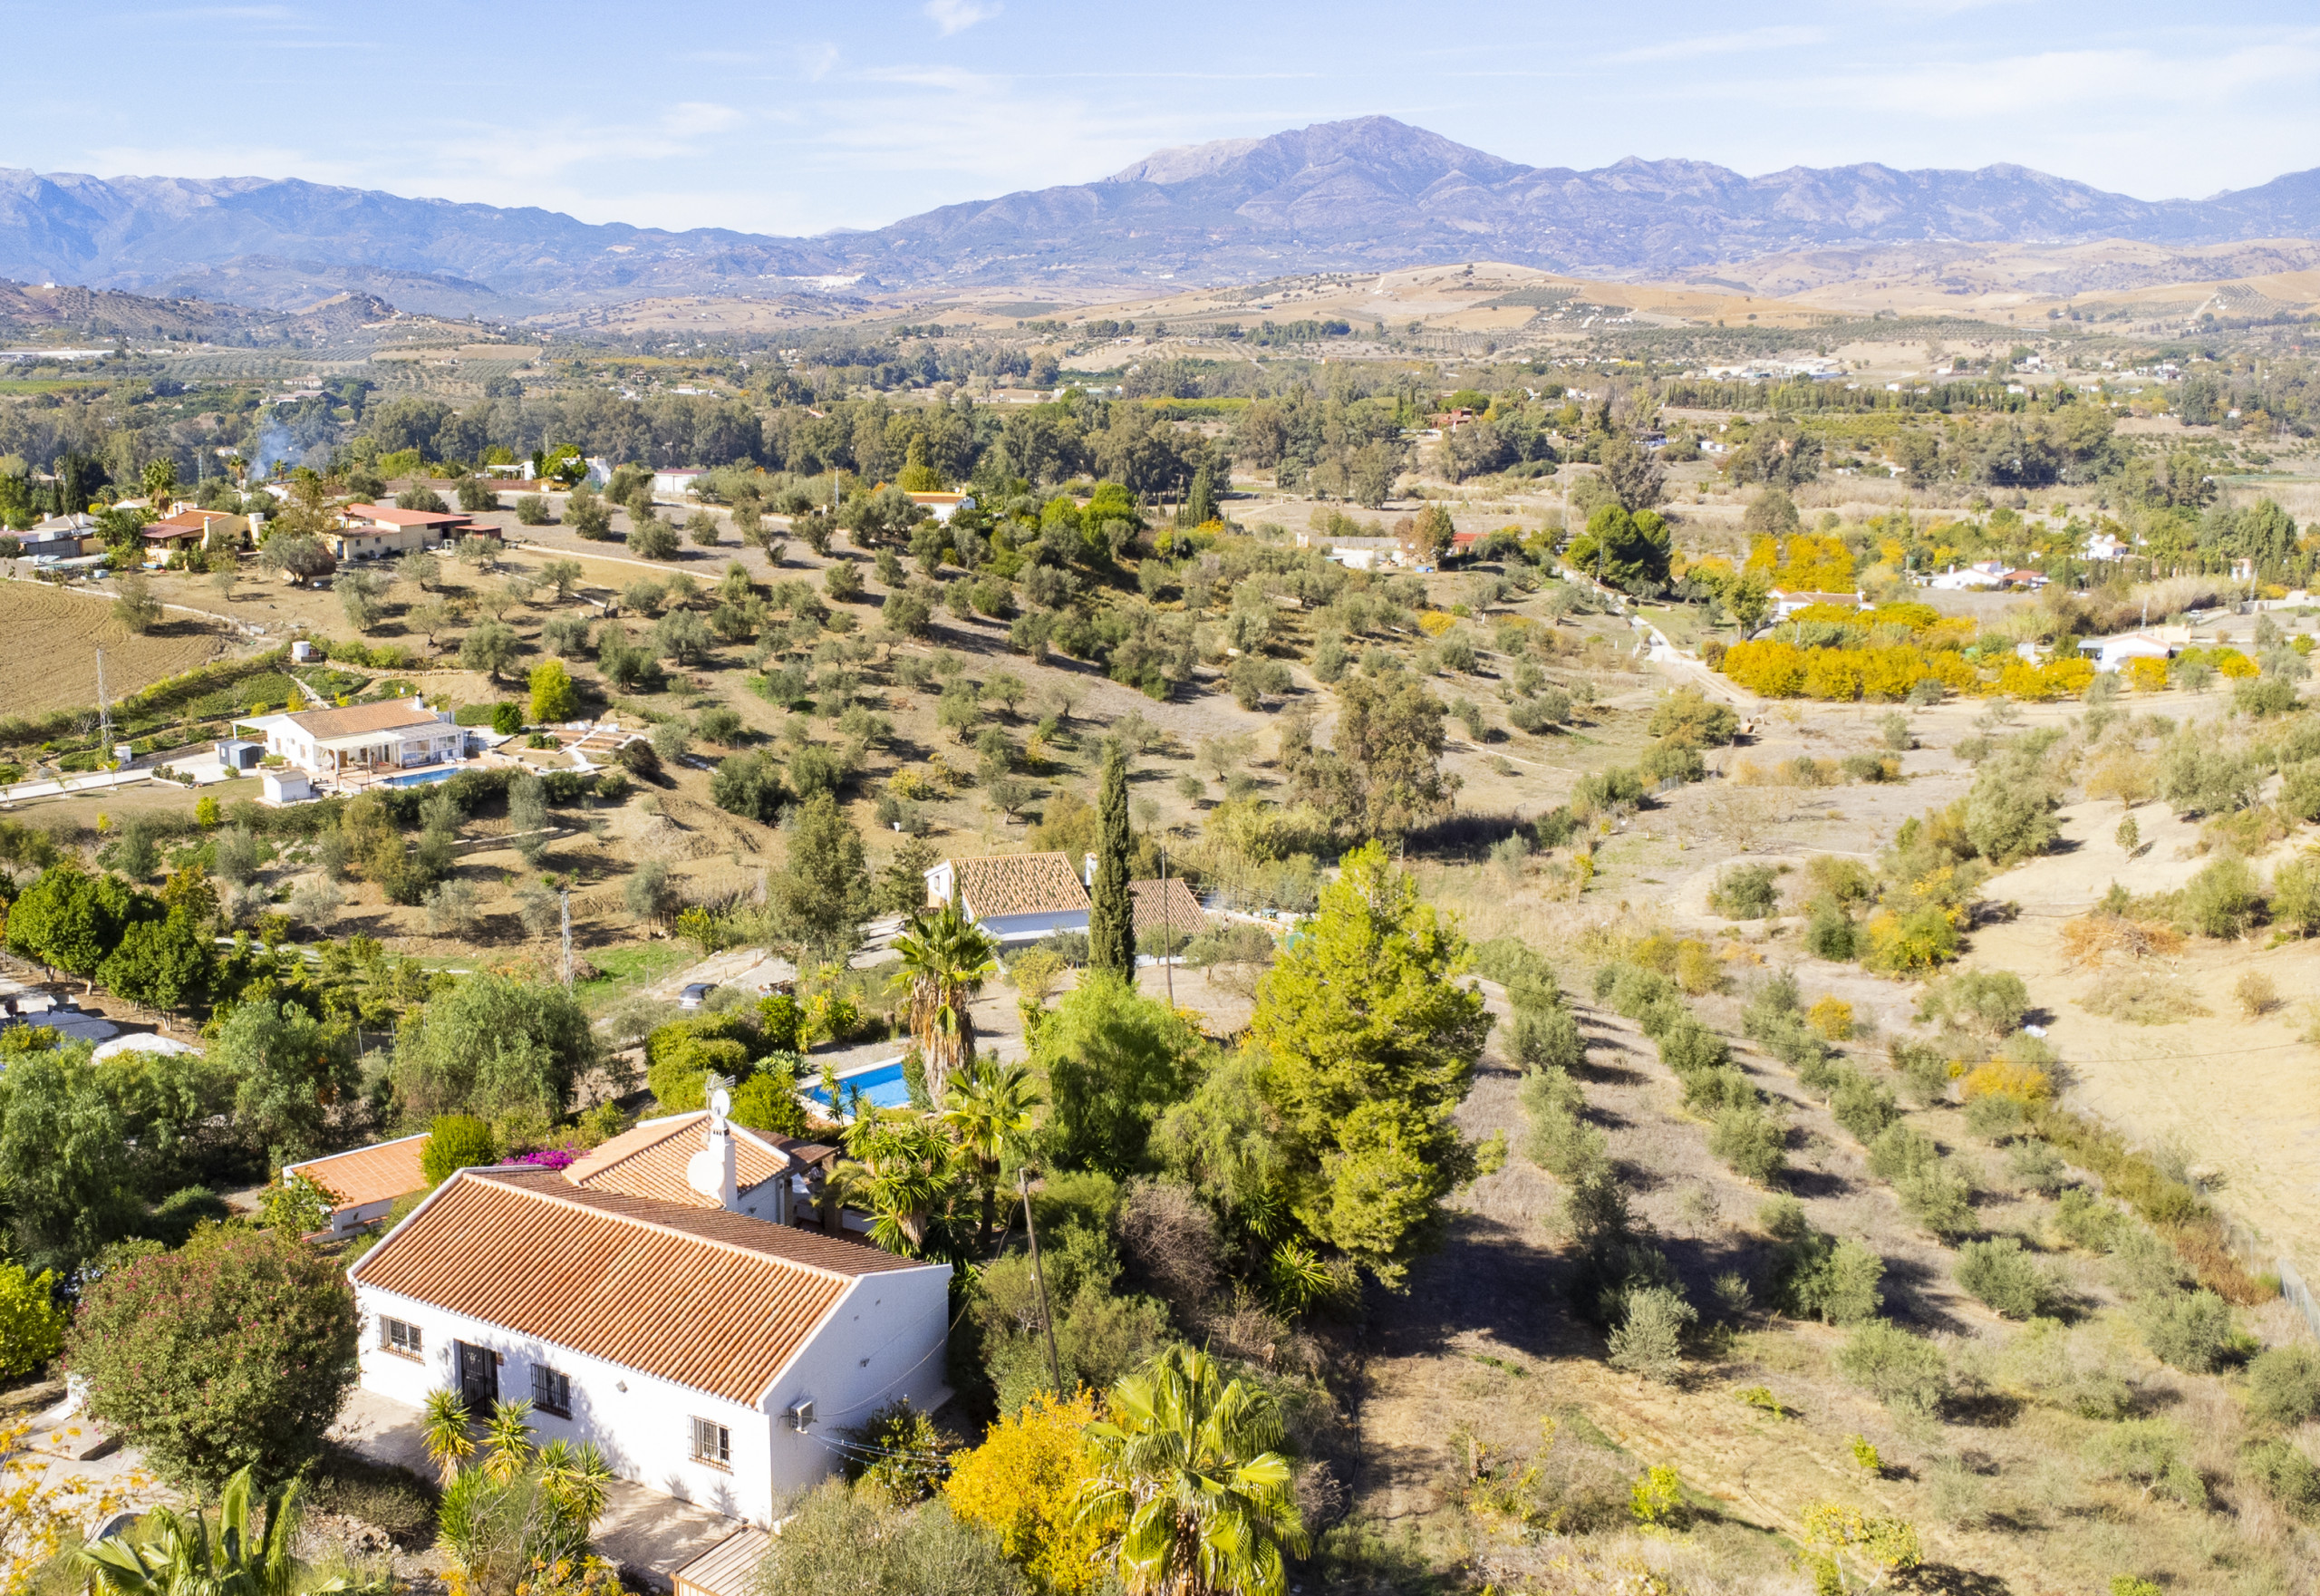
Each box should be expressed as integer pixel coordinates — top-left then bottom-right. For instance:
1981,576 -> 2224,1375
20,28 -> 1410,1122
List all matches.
1806,997 -> 1854,1041
1417,611 -> 1459,637
2126,658 -> 2170,693
1958,1059 -> 2053,1104
944,1390 -> 1107,1594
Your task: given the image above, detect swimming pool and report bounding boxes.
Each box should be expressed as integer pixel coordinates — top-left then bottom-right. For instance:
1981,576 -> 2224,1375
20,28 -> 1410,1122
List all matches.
804,1057 -> 914,1113
381,767 -> 459,788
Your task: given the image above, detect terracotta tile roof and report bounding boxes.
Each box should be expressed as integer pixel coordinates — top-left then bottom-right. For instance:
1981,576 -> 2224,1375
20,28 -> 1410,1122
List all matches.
284,700 -> 444,739
948,852 -> 1089,919
148,508 -> 243,533
1129,877 -> 1208,940
564,1113 -> 797,1207
346,501 -> 469,527
284,1134 -> 429,1211
351,1166 -> 932,1403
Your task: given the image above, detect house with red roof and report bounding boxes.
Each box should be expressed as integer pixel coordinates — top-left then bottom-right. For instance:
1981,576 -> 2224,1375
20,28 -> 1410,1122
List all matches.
347,1105 -> 949,1524
330,502 -> 476,560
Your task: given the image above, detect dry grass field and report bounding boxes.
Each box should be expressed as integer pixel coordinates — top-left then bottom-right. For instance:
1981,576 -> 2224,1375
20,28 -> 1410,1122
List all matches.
0,579 -> 236,715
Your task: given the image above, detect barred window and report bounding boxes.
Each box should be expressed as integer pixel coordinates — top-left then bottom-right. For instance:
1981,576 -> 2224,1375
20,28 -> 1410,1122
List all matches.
531,1365 -> 571,1417
691,1417 -> 730,1469
381,1317 -> 422,1358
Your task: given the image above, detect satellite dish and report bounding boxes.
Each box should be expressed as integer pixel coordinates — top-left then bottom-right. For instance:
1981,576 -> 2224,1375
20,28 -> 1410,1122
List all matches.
710,1087 -> 731,1121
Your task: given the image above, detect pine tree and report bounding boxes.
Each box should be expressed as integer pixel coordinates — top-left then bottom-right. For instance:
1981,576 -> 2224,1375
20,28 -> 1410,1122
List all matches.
1088,749 -> 1135,974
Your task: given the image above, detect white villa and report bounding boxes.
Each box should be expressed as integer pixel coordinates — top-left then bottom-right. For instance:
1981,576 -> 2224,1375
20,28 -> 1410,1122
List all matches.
924,851 -> 1093,943
347,1108 -> 948,1525
922,852 -> 1213,947
237,698 -> 467,782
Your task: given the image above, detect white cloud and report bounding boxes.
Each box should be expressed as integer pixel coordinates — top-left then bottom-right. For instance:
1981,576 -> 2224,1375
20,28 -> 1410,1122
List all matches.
923,0 -> 1000,36
1609,26 -> 1827,64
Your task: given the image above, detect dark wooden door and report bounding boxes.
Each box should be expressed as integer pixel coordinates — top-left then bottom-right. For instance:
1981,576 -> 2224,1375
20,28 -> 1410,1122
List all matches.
457,1341 -> 498,1407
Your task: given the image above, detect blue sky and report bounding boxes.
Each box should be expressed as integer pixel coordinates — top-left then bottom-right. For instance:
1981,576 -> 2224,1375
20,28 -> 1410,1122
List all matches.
9,2 -> 2318,236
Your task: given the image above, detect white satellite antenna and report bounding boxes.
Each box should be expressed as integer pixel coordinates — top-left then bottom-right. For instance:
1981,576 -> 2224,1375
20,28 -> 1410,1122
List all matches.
708,1082 -> 732,1133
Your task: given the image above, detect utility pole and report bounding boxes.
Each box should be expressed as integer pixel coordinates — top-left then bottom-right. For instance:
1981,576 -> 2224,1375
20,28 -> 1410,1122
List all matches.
94,648 -> 112,769
1019,1166 -> 1066,1397
560,889 -> 573,988
1159,846 -> 1174,1008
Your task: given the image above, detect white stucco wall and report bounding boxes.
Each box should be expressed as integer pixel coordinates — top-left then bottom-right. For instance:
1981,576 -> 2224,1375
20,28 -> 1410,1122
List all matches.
759,1263 -> 954,1491
976,908 -> 1090,944
354,1282 -> 780,1523
352,1256 -> 952,1518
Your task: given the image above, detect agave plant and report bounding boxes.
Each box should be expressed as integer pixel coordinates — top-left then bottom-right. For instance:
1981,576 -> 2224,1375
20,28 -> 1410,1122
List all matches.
78,1464 -> 362,1596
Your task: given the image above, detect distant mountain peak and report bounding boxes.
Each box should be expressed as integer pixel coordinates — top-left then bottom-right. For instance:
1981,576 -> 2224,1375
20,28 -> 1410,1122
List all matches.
0,121 -> 2314,312
1109,135 -> 1265,186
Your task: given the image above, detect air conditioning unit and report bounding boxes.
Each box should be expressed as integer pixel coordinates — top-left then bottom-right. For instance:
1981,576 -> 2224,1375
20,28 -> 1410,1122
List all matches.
785,1400 -> 815,1432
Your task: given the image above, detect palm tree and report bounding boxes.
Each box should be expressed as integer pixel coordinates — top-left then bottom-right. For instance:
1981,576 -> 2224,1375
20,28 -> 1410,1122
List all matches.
833,1108 -> 961,1258
422,1388 -> 475,1486
888,902 -> 1000,1106
481,1398 -> 536,1485
79,1465 -> 352,1595
1077,1347 -> 1309,1596
939,1055 -> 1042,1251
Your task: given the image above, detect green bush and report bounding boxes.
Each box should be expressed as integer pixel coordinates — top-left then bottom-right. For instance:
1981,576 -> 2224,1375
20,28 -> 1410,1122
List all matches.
1657,1018 -> 1732,1076
1639,738 -> 1706,785
1762,1199 -> 1884,1325
421,1116 -> 500,1185
2182,853 -> 2264,938
68,1226 -> 359,1487
1963,1093 -> 2025,1142
2244,1437 -> 2320,1518
1710,863 -> 1783,920
1835,1320 -> 1949,1420
1888,1040 -> 1952,1108
1829,1071 -> 1900,1144
1955,1236 -> 2055,1320
1507,1008 -> 1585,1071
2093,1419 -> 2207,1507
1896,1158 -> 1977,1237
2137,1288 -> 2234,1372
1708,1102 -> 1785,1184
2246,1344 -> 2320,1428
2052,1188 -> 2123,1253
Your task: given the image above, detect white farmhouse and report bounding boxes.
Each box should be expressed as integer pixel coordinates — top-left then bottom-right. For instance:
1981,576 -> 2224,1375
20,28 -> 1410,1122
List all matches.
237,698 -> 466,780
346,1109 -> 946,1525
923,852 -> 1092,943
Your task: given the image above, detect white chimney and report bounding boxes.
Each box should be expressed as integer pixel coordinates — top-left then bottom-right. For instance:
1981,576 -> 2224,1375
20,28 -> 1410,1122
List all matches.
685,1087 -> 740,1211
1084,852 -> 1097,887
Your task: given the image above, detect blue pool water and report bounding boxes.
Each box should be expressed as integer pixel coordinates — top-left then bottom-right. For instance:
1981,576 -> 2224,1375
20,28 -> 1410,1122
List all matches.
382,767 -> 459,788
805,1058 -> 913,1112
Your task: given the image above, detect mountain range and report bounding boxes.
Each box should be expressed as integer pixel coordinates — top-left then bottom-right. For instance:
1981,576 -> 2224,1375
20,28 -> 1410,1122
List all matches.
4,116 -> 2317,318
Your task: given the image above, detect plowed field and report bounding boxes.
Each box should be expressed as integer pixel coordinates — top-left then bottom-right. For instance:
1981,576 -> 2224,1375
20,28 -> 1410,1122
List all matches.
0,580 -> 231,716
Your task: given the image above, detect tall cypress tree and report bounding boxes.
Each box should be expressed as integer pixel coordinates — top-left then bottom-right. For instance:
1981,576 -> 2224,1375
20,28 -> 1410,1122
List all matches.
1088,748 -> 1136,974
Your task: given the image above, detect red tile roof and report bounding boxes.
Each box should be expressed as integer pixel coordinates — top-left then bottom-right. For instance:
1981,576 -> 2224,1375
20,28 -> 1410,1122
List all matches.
1129,877 -> 1207,940
284,700 -> 443,739
351,1166 -> 932,1403
284,1134 -> 429,1211
564,1113 -> 797,1207
345,502 -> 469,528
944,852 -> 1089,919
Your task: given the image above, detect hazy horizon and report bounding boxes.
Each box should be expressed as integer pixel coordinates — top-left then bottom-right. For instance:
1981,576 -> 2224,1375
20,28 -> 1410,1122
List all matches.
4,1 -> 2313,237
